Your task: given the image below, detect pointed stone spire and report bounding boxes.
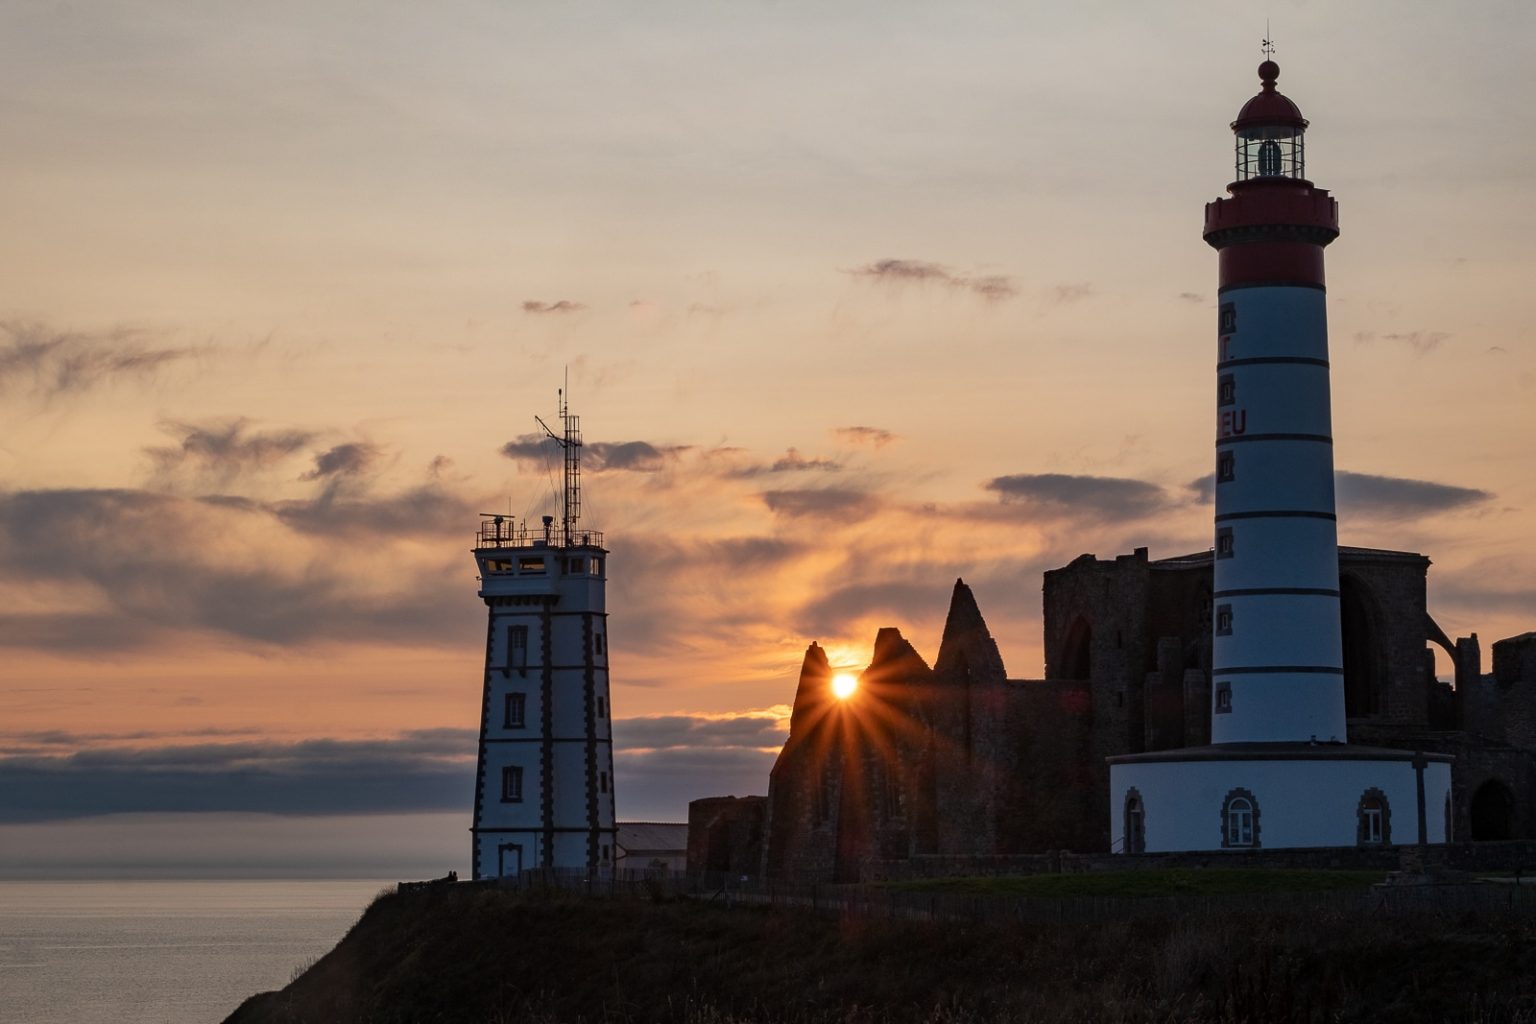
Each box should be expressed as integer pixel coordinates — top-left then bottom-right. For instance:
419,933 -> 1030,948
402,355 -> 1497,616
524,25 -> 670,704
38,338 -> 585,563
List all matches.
934,578 -> 1007,682
785,641 -> 832,738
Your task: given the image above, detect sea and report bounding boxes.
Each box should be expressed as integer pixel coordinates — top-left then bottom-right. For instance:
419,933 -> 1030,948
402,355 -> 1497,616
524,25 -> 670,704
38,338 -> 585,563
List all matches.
0,878 -> 390,1024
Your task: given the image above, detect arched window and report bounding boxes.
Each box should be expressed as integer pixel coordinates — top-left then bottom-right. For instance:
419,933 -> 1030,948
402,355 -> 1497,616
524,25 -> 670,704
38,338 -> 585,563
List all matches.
1340,576 -> 1385,718
1123,788 -> 1146,854
1059,616 -> 1092,680
1220,788 -> 1260,848
1357,788 -> 1391,846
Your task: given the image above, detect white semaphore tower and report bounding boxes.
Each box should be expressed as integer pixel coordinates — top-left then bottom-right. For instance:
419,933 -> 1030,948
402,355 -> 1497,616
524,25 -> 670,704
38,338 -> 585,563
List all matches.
1107,57 -> 1452,854
469,391 -> 616,878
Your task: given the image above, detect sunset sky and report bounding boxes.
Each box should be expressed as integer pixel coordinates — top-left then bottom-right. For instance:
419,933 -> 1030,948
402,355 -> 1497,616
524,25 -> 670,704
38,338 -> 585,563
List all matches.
2,0 -> 1532,877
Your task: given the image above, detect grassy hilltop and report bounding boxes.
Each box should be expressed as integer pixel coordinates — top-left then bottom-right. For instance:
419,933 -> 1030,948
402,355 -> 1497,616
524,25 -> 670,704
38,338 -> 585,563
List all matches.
226,879 -> 1536,1024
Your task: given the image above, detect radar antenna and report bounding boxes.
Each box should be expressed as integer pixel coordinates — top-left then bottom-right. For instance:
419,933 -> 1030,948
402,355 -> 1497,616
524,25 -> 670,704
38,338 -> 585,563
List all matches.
533,368 -> 582,547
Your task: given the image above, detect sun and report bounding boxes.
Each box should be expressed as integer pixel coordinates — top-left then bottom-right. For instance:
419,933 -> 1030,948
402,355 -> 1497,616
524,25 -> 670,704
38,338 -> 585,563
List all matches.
831,673 -> 858,700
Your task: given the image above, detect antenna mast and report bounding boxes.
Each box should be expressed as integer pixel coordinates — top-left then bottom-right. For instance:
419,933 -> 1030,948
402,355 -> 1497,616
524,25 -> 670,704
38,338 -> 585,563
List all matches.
534,370 -> 582,546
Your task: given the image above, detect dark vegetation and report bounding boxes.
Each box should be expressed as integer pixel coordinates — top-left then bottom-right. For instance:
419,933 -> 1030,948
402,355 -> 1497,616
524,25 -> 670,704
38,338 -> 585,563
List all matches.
226,885 -> 1536,1024
884,868 -> 1389,898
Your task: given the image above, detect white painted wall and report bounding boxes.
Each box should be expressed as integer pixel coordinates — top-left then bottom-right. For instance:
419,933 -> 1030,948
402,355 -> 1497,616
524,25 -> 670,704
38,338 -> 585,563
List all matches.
1213,281 -> 1346,744
1111,757 -> 1450,853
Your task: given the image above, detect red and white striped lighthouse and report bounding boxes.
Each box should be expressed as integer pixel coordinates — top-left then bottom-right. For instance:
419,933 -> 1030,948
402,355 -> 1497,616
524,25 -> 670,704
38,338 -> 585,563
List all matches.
1203,59 -> 1347,745
1106,59 -> 1453,854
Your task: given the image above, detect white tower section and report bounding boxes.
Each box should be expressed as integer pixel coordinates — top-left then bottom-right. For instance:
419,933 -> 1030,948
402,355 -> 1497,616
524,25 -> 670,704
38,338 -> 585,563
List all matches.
470,396 -> 616,878
1204,59 -> 1346,745
1106,60 -> 1453,855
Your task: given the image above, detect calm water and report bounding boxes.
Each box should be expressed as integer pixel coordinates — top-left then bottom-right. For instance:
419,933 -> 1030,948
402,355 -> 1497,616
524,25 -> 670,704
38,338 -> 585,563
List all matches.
0,879 -> 390,1024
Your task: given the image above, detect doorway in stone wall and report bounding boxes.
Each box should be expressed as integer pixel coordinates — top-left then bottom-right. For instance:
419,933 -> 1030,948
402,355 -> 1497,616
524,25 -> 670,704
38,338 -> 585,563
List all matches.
1470,780 -> 1515,841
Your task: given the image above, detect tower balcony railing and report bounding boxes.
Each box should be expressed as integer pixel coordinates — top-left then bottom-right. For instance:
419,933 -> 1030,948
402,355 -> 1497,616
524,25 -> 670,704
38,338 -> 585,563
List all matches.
475,519 -> 604,550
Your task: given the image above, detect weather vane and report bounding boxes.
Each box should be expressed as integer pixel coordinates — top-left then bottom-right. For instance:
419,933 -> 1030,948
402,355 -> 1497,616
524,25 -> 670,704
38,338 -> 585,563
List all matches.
1261,21 -> 1275,58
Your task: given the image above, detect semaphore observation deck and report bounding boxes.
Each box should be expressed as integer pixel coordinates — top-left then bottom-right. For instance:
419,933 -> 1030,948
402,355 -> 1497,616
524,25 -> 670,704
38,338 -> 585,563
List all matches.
475,514 -> 604,551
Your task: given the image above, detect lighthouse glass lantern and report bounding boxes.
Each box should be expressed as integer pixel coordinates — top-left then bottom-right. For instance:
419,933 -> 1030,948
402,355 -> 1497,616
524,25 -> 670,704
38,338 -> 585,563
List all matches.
1232,60 -> 1307,181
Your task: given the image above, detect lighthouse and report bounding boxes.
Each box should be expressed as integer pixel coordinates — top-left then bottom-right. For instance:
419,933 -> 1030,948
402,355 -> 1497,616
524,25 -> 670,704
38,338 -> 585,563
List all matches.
469,392 -> 617,878
1204,58 -> 1346,745
1107,59 -> 1452,853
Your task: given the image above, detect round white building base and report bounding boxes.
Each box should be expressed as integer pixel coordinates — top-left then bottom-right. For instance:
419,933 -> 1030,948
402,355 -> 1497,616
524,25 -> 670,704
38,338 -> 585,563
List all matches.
1109,745 -> 1453,853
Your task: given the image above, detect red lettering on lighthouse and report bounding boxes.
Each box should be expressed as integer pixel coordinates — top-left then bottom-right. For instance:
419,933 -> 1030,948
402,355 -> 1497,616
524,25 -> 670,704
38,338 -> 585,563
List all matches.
1218,409 -> 1248,438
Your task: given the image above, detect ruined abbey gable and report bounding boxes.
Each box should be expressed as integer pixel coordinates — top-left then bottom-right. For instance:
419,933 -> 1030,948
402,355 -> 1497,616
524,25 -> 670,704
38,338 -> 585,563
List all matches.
706,546 -> 1536,882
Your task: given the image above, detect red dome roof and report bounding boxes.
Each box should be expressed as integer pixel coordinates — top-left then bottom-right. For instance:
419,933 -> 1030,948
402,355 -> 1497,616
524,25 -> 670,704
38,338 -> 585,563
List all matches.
1232,61 -> 1307,132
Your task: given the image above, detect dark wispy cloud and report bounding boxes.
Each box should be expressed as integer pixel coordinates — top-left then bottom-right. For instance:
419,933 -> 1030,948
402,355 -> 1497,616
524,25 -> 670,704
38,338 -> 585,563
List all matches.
500,434 -> 688,473
0,321 -> 196,399
608,535 -> 808,658
273,484 -> 472,538
848,259 -> 1018,301
521,300 -> 585,314
794,582 -> 945,637
1189,470 -> 1488,519
770,449 -> 838,472
1336,470 -> 1491,517
0,730 -> 475,822
614,712 -> 785,814
1353,330 -> 1451,354
147,419 -> 315,483
984,473 -> 1169,521
302,442 -> 382,480
1185,472 -> 1486,521
615,713 -> 785,753
1177,292 -> 1206,304
1049,282 -> 1095,305
0,715 -> 785,823
722,448 -> 842,478
0,487 -> 475,651
1430,559 -> 1536,618
761,488 -> 879,520
834,426 -> 898,448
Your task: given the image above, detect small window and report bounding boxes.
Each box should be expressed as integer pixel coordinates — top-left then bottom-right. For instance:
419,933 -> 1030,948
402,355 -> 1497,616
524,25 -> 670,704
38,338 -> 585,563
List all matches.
1227,797 -> 1254,846
1216,527 -> 1234,559
508,625 -> 529,673
1218,374 -> 1236,407
591,557 -> 604,576
501,765 -> 524,803
518,557 -> 546,575
1216,604 -> 1233,636
1220,788 -> 1260,848
596,696 -> 607,719
1214,682 -> 1232,714
1217,451 -> 1236,483
484,558 -> 513,573
1219,303 -> 1237,334
594,633 -> 606,655
601,844 -> 610,862
504,692 -> 526,729
1358,789 -> 1391,846
599,771 -> 609,795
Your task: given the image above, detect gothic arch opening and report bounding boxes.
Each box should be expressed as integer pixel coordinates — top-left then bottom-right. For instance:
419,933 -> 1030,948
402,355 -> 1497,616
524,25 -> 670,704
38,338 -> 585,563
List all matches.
1340,575 -> 1385,718
1470,780 -> 1515,841
1060,616 -> 1092,680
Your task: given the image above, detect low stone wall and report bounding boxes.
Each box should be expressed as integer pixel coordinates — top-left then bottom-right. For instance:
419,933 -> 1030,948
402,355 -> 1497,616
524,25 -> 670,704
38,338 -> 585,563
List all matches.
865,841 -> 1536,882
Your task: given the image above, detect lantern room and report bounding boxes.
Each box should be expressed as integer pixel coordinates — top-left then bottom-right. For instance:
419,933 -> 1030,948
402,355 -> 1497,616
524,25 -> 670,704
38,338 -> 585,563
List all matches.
1232,60 -> 1308,182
